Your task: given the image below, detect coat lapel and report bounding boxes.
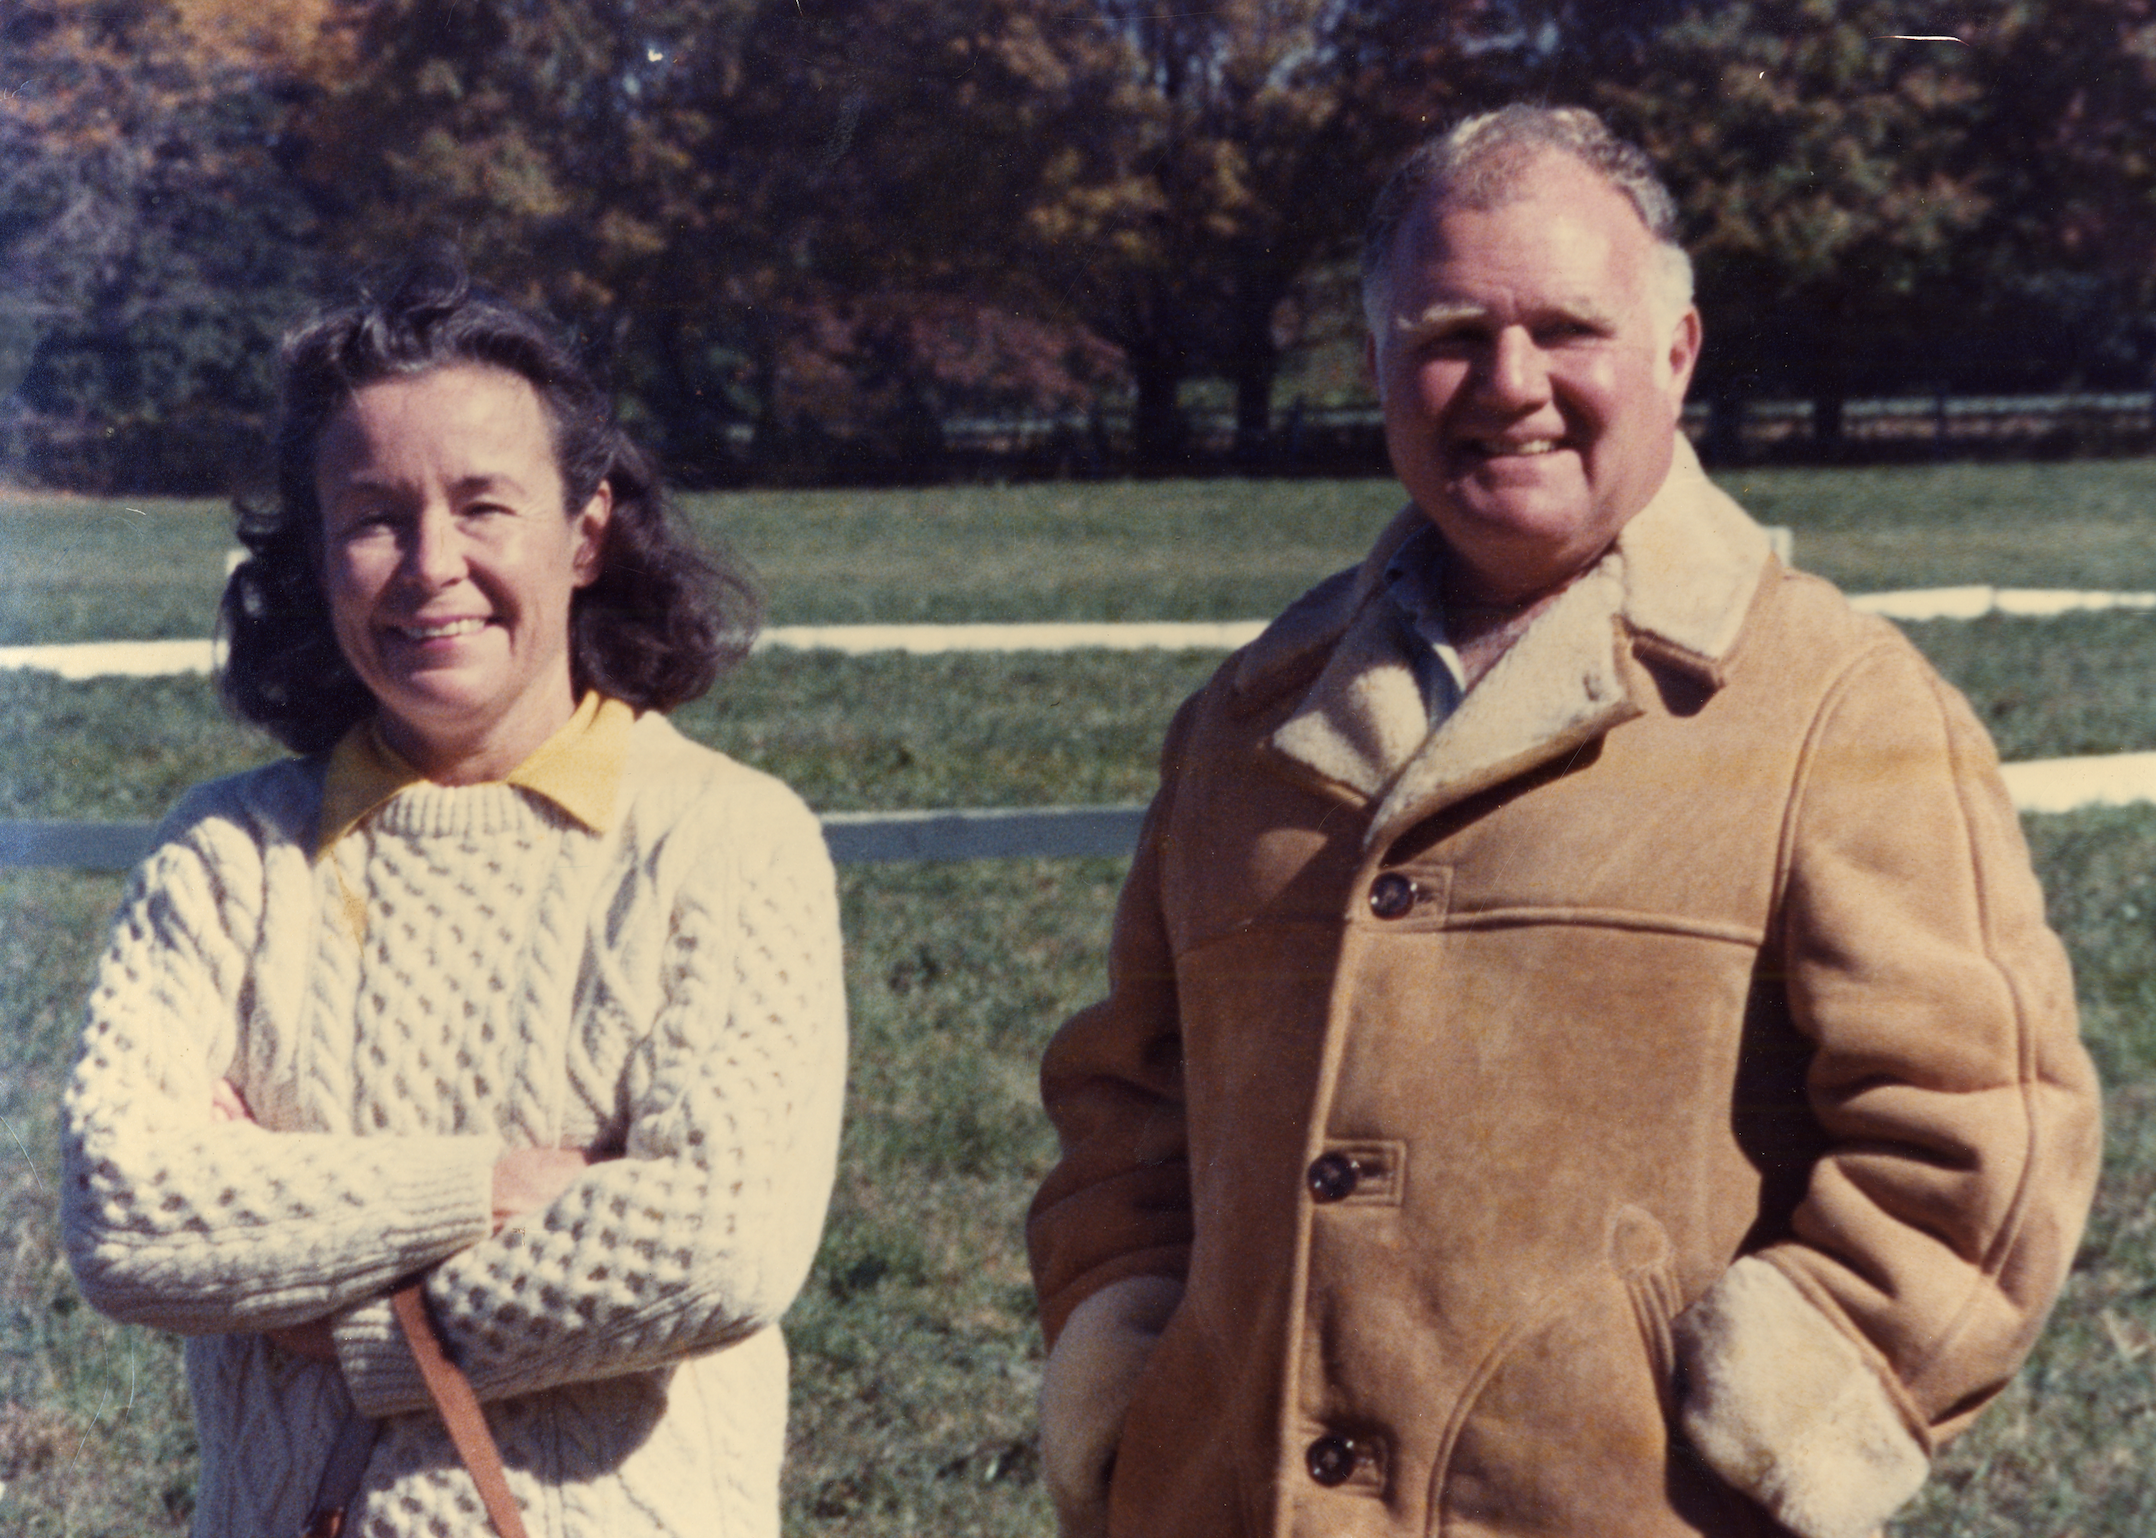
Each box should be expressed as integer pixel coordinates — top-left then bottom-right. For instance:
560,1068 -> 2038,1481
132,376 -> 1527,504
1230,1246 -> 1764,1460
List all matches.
1245,507 -> 1426,806
1363,560 -> 1641,848
1248,441 -> 1775,849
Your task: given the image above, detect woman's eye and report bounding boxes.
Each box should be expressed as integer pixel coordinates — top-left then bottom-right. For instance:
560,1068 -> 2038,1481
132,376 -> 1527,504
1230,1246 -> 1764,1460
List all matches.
334,512 -> 393,539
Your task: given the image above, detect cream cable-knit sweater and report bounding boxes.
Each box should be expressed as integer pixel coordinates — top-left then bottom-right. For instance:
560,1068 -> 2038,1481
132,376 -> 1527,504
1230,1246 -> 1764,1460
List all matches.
62,712 -> 847,1538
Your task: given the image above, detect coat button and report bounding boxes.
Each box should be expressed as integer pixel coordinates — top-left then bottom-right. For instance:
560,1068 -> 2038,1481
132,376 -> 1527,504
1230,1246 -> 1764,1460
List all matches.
1368,872 -> 1416,919
1306,1433 -> 1360,1486
1306,1151 -> 1362,1203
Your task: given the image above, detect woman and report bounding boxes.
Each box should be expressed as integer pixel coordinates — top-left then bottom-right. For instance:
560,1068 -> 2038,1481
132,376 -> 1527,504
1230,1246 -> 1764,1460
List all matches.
60,256 -> 847,1538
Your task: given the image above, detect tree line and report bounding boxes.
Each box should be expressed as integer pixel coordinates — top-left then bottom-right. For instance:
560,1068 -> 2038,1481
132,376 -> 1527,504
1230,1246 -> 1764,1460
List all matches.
3,0 -> 2153,492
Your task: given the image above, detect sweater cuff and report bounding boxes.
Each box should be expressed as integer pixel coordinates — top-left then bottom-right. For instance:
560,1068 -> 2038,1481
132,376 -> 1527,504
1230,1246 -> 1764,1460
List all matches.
375,1135 -> 498,1269
1674,1256 -> 1929,1538
334,1294 -> 429,1416
1040,1275 -> 1185,1538
333,1137 -> 496,1418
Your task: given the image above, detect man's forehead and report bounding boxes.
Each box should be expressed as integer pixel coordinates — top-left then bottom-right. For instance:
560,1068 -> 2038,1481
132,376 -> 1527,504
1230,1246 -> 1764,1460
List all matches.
1395,155 -> 1654,268
1385,181 -> 1650,310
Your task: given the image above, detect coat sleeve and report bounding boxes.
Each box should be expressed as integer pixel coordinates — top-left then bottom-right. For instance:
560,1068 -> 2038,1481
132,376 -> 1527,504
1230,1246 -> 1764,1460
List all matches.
328,778 -> 849,1416
1027,700 -> 1201,1538
1675,638 -> 2103,1538
62,787 -> 501,1334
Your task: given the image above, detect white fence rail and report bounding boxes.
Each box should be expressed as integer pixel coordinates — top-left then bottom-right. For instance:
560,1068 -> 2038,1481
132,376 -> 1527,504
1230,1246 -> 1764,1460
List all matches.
10,752 -> 2156,871
0,805 -> 1155,871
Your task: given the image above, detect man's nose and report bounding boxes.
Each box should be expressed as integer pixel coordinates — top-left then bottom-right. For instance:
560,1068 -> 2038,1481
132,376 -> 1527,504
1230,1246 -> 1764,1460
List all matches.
1480,326 -> 1551,409
402,504 -> 466,590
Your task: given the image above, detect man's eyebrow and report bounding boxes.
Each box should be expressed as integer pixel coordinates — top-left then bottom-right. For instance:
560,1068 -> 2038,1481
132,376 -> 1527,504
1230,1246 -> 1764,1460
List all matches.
1391,297 -> 1621,340
1392,301 -> 1493,338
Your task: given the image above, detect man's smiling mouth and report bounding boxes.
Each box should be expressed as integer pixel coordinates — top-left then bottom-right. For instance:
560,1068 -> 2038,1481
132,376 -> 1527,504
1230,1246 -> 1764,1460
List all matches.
1466,438 -> 1563,458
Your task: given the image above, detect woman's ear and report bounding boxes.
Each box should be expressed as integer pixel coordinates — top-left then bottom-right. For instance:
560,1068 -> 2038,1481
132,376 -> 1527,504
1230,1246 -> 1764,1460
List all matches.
571,482 -> 614,587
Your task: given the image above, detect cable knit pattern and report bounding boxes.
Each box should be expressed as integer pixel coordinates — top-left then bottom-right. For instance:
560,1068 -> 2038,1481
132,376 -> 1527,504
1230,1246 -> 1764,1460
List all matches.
62,712 -> 847,1538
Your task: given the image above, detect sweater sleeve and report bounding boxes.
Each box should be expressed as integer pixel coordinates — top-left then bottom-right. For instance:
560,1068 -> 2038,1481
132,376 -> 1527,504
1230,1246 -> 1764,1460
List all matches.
1026,704 -> 1199,1538
331,777 -> 849,1415
1675,639 -> 2103,1538
62,787 -> 500,1334
1025,769 -> 1194,1345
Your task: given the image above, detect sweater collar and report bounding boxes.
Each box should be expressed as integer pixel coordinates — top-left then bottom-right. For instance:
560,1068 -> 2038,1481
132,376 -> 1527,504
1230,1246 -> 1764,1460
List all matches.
1240,438 -> 1774,845
316,692 -> 635,855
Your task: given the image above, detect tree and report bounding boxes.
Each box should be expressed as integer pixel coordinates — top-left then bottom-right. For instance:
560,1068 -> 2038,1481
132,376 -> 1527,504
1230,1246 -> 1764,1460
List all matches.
278,0 -> 1122,479
1957,0 -> 2156,392
0,0 -> 328,490
1009,0 -> 1521,466
1561,0 -> 1993,446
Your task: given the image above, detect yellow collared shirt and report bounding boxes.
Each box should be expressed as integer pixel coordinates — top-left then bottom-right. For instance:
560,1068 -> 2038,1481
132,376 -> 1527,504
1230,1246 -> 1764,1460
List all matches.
316,692 -> 637,857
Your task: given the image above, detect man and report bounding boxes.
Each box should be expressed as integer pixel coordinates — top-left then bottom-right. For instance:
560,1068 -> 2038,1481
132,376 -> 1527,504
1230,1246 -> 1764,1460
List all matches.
1027,106 -> 2101,1538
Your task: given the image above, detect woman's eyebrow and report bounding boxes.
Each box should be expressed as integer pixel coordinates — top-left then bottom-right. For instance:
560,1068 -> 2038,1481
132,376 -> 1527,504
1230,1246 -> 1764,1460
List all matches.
446,472 -> 531,500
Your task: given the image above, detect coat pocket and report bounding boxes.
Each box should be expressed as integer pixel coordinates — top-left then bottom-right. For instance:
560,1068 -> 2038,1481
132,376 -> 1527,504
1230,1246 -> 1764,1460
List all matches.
1431,1206 -> 1769,1538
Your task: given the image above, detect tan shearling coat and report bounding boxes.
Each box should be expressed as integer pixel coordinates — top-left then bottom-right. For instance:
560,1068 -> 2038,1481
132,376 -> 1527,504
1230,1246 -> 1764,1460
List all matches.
1027,446 -> 2102,1538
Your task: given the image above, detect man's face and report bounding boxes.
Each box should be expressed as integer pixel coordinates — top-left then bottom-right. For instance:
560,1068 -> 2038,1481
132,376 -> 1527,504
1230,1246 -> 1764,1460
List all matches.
1366,151 -> 1701,603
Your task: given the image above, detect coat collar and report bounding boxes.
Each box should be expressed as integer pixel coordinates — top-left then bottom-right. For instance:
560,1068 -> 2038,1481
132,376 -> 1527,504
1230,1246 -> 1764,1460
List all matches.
1239,439 -> 1773,848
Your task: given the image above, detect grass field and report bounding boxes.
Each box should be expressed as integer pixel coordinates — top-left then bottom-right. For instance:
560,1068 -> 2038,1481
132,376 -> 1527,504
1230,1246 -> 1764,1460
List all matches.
8,458 -> 2156,645
3,464 -> 2156,1534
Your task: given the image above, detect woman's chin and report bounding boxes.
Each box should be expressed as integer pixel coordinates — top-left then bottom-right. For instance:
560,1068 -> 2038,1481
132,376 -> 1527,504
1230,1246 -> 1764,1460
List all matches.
372,675 -> 580,781
374,688 -> 502,758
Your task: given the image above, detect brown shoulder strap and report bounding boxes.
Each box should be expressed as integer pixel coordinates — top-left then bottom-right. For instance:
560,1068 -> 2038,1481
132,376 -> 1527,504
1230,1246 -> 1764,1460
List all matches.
392,1282 -> 531,1538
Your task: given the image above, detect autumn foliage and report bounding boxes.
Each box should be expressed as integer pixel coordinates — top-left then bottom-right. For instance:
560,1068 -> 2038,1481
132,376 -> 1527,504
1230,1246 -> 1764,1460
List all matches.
4,0 -> 2156,490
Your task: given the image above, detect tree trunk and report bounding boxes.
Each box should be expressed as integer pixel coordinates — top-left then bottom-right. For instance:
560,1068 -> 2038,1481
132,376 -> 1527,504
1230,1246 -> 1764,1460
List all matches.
1702,391 -> 1746,467
1130,353 -> 1190,471
1232,355 -> 1276,467
1812,391 -> 1844,448
1226,265 -> 1286,467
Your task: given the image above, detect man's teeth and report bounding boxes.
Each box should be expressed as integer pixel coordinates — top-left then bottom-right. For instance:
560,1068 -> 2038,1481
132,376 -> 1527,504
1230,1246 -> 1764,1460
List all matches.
399,618 -> 486,639
1475,438 -> 1560,456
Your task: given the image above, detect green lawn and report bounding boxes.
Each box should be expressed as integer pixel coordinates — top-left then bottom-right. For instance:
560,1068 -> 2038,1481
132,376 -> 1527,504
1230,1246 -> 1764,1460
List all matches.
2,469 -> 2155,1535
6,458 -> 2156,643
4,609 -> 2154,824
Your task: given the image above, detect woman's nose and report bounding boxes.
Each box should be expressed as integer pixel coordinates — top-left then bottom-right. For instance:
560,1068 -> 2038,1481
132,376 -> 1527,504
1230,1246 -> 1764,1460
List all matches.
402,505 -> 466,590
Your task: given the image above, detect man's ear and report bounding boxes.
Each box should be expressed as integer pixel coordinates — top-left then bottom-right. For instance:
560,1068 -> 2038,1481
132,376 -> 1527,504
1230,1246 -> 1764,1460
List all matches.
1665,307 -> 1703,408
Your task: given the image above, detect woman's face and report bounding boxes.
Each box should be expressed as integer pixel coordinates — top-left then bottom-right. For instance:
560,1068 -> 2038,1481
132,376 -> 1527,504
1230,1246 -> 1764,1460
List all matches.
314,363 -> 611,783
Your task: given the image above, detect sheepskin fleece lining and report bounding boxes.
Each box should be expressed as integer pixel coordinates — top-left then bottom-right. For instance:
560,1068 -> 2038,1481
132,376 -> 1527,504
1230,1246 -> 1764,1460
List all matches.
1258,439 -> 1773,841
1363,556 -> 1636,844
1676,1257 -> 1930,1538
1040,1275 -> 1187,1538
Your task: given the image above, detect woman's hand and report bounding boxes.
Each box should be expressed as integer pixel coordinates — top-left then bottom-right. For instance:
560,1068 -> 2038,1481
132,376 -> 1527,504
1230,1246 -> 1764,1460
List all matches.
208,1078 -> 254,1124
492,1147 -> 600,1232
266,1317 -> 339,1361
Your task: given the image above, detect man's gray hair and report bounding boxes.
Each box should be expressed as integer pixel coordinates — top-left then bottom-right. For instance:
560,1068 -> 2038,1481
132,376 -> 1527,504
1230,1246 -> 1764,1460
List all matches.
1360,105 -> 1695,333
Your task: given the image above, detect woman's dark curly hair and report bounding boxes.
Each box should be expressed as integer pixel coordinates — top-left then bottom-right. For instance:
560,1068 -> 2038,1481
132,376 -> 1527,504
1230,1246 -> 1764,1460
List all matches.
220,249 -> 762,754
